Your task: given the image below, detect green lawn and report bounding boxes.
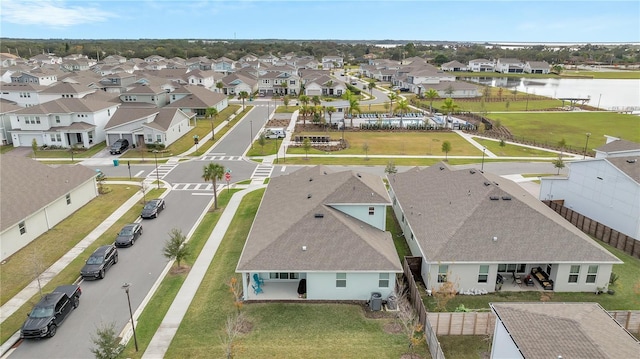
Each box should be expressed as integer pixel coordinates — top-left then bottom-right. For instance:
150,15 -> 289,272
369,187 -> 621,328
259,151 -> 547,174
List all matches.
486,112 -> 640,152
438,335 -> 492,359
0,187 -> 165,344
0,146 -> 15,154
278,157 -> 520,167
474,138 -> 558,157
561,70 -> 640,79
30,141 -> 107,159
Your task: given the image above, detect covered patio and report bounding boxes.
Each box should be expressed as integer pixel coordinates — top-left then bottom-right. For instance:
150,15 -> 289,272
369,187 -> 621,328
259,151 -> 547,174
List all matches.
244,281 -> 303,301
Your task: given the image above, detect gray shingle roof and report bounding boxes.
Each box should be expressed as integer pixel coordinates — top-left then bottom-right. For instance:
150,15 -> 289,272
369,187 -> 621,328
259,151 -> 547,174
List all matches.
388,164 -> 620,263
13,97 -> 118,115
607,156 -> 640,183
491,303 -> 640,359
165,85 -> 226,109
595,138 -> 640,153
105,106 -> 159,130
0,156 -> 96,231
237,166 -> 401,273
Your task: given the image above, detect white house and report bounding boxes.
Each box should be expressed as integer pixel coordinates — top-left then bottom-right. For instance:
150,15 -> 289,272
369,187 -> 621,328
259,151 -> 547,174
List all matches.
594,136 -> 640,159
0,156 -> 98,260
490,302 -> 639,359
236,166 -> 402,301
219,73 -> 256,96
441,60 -> 468,72
0,82 -> 45,107
9,97 -> 120,148
495,58 -> 524,73
468,59 -> 495,72
0,100 -> 20,145
524,61 -> 550,74
165,85 -> 228,117
322,56 -> 344,70
104,106 -> 194,147
388,164 -> 621,294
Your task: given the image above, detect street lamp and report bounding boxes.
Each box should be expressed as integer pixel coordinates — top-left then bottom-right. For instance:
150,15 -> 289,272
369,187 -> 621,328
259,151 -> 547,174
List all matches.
250,120 -> 253,149
122,283 -> 139,352
341,119 -> 345,145
153,150 -> 160,189
481,147 -> 486,172
583,132 -> 591,159
275,135 -> 279,164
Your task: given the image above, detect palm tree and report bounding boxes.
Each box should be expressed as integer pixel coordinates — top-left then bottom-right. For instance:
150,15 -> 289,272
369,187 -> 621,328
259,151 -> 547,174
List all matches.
367,81 -> 375,96
311,95 -> 321,107
388,92 -> 399,116
346,97 -> 361,128
424,88 -> 439,114
298,94 -> 310,107
216,81 -> 224,94
202,162 -> 225,209
238,91 -> 249,110
396,99 -> 409,129
441,98 -> 459,127
205,107 -> 218,141
325,106 -> 336,129
299,105 -> 311,127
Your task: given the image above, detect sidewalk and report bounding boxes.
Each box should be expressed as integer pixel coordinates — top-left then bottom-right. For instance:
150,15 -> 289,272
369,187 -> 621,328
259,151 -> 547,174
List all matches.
142,184 -> 265,358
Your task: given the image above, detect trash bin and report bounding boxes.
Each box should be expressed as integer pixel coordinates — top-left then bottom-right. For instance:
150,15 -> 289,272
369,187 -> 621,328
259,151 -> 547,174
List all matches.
113,159 -> 119,167
386,294 -> 397,310
369,292 -> 382,311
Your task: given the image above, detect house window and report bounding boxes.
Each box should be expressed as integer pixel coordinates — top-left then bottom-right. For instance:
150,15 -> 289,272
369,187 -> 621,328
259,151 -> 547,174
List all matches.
55,133 -> 61,142
336,273 -> 346,287
569,265 -> 580,283
268,272 -> 299,280
586,265 -> 598,283
146,134 -> 153,142
55,116 -> 60,123
369,206 -> 375,215
498,263 -> 526,274
19,221 -> 26,235
290,80 -> 295,85
478,265 -> 489,283
438,265 -> 448,283
66,194 -> 71,205
379,273 -> 389,287
35,117 -> 40,124
156,134 -> 162,143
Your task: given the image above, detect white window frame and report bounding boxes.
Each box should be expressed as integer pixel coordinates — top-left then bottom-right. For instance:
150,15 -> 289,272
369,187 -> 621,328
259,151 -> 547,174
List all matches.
336,273 -> 346,288
568,265 -> 580,283
379,273 -> 389,288
586,265 -> 598,283
438,265 -> 448,283
478,265 -> 489,283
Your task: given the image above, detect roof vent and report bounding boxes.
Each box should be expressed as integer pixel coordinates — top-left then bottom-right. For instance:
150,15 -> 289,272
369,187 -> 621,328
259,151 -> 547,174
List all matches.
307,194 -> 312,199
309,177 -> 313,181
484,181 -> 491,186
323,171 -> 327,175
314,213 -> 324,218
502,196 -> 512,200
489,196 -> 499,200
469,169 -> 476,174
492,236 -> 498,242
626,159 -> 637,163
357,173 -> 361,178
493,182 -> 499,186
439,166 -> 444,170
302,246 -> 307,251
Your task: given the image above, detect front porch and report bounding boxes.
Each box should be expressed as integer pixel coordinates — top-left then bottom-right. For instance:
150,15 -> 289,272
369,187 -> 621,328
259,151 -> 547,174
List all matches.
244,281 -> 304,301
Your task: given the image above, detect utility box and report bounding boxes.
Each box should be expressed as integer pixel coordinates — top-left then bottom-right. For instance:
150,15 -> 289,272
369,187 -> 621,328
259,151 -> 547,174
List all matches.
386,294 -> 397,310
369,292 -> 382,311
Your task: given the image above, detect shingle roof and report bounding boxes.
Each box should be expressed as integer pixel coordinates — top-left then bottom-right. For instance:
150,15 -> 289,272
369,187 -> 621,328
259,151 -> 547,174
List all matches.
388,164 -> 620,263
165,85 -> 226,109
105,106 -> 159,130
144,108 -> 191,131
595,138 -> 640,153
237,166 -> 401,273
14,98 -> 118,115
606,156 -> 640,183
491,303 -> 640,359
0,156 -> 96,231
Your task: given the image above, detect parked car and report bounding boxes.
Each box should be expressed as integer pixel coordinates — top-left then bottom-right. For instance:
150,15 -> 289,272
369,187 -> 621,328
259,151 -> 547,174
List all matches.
141,198 -> 165,219
110,139 -> 129,155
80,245 -> 118,279
115,223 -> 143,247
20,285 -> 82,339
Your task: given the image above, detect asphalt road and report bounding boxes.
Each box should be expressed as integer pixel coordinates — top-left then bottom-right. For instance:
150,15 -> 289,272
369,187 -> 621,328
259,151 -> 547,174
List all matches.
10,191 -> 213,359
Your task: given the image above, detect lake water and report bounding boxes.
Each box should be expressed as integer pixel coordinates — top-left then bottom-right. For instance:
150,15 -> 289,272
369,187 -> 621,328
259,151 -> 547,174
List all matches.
466,77 -> 640,112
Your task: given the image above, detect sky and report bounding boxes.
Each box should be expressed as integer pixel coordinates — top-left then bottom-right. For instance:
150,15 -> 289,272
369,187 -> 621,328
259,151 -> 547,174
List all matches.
1,0 -> 639,43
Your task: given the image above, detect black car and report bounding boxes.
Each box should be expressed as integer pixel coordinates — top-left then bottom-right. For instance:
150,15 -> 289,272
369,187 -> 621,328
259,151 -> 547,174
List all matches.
115,223 -> 143,247
80,245 -> 118,279
21,285 -> 81,339
110,139 -> 129,155
141,198 -> 165,219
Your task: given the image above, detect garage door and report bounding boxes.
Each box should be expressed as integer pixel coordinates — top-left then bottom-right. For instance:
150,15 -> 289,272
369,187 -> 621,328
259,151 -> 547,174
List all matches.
107,134 -> 121,146
122,134 -> 134,144
17,134 -> 41,147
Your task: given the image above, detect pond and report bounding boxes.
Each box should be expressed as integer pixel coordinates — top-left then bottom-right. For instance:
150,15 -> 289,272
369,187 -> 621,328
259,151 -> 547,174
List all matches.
465,77 -> 640,112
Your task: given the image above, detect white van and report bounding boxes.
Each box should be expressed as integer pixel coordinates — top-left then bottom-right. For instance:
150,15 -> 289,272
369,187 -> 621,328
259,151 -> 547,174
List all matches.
264,128 -> 285,139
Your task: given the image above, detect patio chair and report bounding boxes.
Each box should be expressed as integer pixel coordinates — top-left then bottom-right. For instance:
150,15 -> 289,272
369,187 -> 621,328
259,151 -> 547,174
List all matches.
252,284 -> 263,295
253,273 -> 264,286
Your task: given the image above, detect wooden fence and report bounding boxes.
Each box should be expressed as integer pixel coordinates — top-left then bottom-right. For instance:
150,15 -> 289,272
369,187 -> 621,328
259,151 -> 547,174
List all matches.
544,201 -> 640,259
403,257 -> 446,359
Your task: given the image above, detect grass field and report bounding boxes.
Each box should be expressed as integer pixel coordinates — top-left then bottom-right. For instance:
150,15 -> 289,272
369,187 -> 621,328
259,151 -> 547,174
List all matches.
474,138 -> 558,157
30,141 -> 107,159
486,112 -> 640,151
0,186 -> 165,344
561,70 -> 640,79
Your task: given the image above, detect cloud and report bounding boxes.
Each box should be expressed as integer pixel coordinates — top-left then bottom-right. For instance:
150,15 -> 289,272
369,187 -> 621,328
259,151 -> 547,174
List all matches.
1,0 -> 115,27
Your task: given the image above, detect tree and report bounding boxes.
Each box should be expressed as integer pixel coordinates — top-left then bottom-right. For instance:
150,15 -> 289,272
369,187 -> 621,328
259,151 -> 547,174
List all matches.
221,313 -> 246,359
205,107 -> 218,140
395,278 -> 424,354
202,162 -> 225,209
499,139 -> 506,148
388,92 -> 399,115
299,105 -> 311,127
302,137 -> 311,159
362,142 -> 369,160
441,98 -> 458,125
552,155 -> 565,175
557,138 -> 567,150
226,276 -> 243,314
283,95 -> 290,108
441,141 -> 452,161
367,81 -> 375,95
424,88 -> 439,114
31,138 -> 38,159
505,100 -> 510,110
257,133 -> 266,154
216,81 -> 224,93
384,161 -> 398,174
163,228 -> 191,268
444,84 -> 455,97
552,64 -> 563,74
90,322 -> 124,359
238,91 -> 249,110
497,88 -> 503,100
432,275 -> 457,311
298,94 -> 310,106
311,95 -> 321,106
396,99 -> 409,128
325,106 -> 336,129
512,87 -> 518,100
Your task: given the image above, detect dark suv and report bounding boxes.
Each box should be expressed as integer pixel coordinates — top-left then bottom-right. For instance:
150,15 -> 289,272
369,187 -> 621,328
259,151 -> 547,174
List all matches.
110,139 -> 129,155
80,245 -> 118,279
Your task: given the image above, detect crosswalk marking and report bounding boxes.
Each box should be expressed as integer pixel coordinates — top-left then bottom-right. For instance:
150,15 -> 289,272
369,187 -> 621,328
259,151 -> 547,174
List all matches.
199,155 -> 243,161
172,183 -> 226,191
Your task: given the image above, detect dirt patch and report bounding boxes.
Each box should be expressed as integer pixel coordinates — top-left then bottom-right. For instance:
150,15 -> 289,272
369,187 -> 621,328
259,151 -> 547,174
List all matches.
237,319 -> 253,334
169,265 -> 191,275
400,353 -> 422,359
383,321 -> 403,334
266,119 -> 290,128
361,303 -> 396,319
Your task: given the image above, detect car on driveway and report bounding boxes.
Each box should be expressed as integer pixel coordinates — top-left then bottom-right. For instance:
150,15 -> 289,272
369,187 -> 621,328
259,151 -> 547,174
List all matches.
80,245 -> 118,279
141,198 -> 166,219
115,223 -> 143,247
109,139 -> 129,155
20,285 -> 82,339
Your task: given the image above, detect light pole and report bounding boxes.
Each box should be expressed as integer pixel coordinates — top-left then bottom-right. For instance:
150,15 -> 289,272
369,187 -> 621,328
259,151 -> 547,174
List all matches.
481,147 -> 486,172
341,119 -> 345,146
597,94 -> 602,109
583,132 -> 591,159
275,135 -> 279,164
122,283 -> 138,352
153,150 -> 160,189
250,120 -> 253,149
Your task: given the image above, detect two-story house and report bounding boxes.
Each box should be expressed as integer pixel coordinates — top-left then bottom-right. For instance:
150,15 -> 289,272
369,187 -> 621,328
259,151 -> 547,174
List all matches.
495,58 -> 525,73
524,61 -> 550,74
468,59 -> 495,72
322,56 -> 344,70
